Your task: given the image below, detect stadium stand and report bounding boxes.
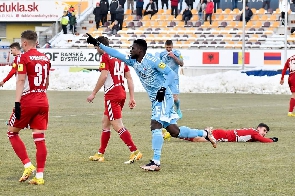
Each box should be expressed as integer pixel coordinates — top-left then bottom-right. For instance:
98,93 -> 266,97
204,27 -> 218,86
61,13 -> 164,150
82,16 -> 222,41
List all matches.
50,7 -> 295,49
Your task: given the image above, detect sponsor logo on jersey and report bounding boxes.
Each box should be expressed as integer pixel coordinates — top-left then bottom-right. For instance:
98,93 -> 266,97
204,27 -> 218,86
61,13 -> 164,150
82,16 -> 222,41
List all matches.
12,63 -> 16,68
99,62 -> 105,69
18,64 -> 23,71
29,56 -> 48,61
158,62 -> 166,69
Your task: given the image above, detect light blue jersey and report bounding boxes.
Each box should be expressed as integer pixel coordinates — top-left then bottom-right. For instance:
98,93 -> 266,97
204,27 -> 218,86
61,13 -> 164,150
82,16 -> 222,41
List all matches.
159,49 -> 182,79
100,44 -> 179,126
159,49 -> 183,95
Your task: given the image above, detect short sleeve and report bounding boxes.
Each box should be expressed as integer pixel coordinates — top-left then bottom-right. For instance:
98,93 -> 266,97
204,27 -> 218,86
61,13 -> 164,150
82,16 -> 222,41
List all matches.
99,54 -> 110,71
124,63 -> 130,72
17,55 -> 27,74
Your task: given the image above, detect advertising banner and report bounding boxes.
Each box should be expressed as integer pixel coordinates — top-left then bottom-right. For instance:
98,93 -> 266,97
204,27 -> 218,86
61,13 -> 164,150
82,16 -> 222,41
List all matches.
0,1 -> 68,21
0,48 -> 288,70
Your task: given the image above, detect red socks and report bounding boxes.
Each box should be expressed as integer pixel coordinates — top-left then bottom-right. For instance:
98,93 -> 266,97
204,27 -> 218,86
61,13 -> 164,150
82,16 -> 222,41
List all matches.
118,128 -> 137,152
7,131 -> 30,165
99,129 -> 111,154
289,98 -> 295,112
32,133 -> 47,173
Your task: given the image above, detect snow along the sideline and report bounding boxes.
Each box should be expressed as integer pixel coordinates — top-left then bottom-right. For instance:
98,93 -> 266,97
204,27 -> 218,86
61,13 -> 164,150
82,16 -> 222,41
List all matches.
0,66 -> 290,94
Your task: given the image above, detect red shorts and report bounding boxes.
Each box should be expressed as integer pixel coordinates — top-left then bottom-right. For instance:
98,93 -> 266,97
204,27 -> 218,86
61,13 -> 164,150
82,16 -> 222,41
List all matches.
8,106 -> 49,130
288,74 -> 295,92
104,99 -> 125,120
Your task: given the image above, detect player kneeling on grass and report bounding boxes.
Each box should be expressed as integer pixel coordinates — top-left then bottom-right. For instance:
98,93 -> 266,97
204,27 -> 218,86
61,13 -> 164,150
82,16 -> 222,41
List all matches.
163,123 -> 278,143
7,30 -> 51,185
87,36 -> 142,164
86,33 -> 217,172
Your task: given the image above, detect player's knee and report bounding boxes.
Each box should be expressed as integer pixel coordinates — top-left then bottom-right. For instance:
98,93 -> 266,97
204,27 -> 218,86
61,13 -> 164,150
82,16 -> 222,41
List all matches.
7,130 -> 18,138
151,120 -> 162,131
32,132 -> 45,142
166,125 -> 180,137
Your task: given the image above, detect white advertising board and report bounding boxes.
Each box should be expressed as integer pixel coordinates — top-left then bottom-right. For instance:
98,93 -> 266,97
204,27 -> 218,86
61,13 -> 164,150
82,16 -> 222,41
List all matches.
0,48 -> 292,70
0,1 -> 67,21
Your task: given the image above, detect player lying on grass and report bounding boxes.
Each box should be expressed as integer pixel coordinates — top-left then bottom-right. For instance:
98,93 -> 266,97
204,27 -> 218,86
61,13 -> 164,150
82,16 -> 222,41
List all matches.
163,123 -> 278,143
86,34 -> 217,172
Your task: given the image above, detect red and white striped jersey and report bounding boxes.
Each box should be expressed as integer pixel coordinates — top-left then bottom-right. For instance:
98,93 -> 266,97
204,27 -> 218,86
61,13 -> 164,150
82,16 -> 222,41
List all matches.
99,53 -> 130,100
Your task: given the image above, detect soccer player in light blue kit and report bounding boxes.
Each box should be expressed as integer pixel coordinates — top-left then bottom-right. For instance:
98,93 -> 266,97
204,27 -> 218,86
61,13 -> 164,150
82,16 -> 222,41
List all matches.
159,40 -> 183,119
86,34 -> 217,171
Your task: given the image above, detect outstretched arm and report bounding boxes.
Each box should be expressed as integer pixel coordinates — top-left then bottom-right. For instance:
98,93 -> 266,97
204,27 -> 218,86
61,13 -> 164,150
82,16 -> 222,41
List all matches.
99,44 -> 127,62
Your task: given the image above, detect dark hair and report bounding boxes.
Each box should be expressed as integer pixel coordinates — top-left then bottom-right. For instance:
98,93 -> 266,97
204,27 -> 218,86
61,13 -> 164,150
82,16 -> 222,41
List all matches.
257,123 -> 269,132
96,36 -> 109,46
21,30 -> 38,42
9,42 -> 21,50
134,39 -> 147,52
165,40 -> 173,46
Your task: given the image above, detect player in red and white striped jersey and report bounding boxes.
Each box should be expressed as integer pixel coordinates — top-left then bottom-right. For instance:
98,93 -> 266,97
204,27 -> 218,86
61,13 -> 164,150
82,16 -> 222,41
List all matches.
0,42 -> 21,87
7,30 -> 51,185
280,55 -> 295,117
87,36 -> 142,164
180,123 -> 277,143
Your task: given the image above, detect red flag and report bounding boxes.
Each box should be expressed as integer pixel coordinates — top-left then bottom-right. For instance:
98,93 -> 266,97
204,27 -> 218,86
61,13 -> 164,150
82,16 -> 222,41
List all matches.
202,52 -> 219,64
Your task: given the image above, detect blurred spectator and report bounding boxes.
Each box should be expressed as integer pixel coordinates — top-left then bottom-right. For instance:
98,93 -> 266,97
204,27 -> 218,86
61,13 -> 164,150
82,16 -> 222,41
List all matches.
291,27 -> 295,34
100,0 -> 109,26
213,0 -> 220,13
144,0 -> 157,18
205,0 -> 213,24
232,0 -> 238,10
197,0 -> 206,24
136,0 -> 144,19
127,0 -> 134,12
69,5 -> 75,13
161,0 -> 169,9
279,0 -> 290,26
185,0 -> 194,10
119,0 -> 126,8
262,0 -> 270,10
116,5 -> 124,30
171,0 -> 178,18
182,7 -> 192,25
179,0 -> 184,12
111,20 -> 120,35
153,0 -> 159,12
110,0 -> 119,23
93,2 -> 101,29
69,12 -> 77,33
61,11 -> 69,34
240,5 -> 253,23
45,42 -> 52,48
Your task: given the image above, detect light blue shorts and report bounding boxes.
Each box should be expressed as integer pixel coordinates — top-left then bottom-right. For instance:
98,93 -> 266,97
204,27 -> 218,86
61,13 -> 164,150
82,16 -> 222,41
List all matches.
169,79 -> 179,95
151,91 -> 179,128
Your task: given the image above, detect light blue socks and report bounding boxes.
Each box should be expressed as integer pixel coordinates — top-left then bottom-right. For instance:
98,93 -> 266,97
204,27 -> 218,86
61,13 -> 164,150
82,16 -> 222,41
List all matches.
178,126 -> 206,138
152,129 -> 164,165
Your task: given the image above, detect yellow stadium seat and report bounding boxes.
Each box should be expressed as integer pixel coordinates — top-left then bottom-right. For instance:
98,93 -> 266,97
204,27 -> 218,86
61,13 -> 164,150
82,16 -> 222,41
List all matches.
191,9 -> 197,15
165,9 -> 171,14
269,15 -> 277,21
253,21 -> 262,28
258,8 -> 265,14
252,15 -> 259,21
251,8 -> 257,14
224,8 -> 231,14
176,14 -> 182,20
217,15 -> 224,21
158,9 -> 164,14
233,8 -> 240,14
192,15 -> 199,21
125,9 -> 132,15
216,9 -> 222,14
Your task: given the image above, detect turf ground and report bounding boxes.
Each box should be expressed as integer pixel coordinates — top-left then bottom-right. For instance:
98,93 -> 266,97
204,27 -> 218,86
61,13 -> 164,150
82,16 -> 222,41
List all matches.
0,91 -> 294,196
